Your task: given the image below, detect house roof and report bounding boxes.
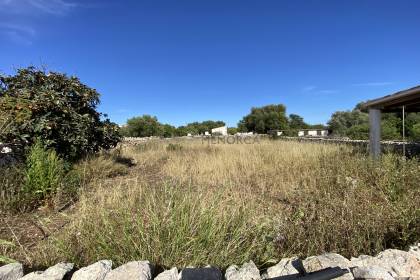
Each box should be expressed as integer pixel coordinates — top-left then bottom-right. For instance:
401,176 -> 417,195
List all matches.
363,85 -> 420,112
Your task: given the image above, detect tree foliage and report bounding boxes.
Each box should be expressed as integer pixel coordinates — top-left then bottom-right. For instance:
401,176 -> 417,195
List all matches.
125,115 -> 163,137
289,114 -> 309,129
122,115 -> 225,137
183,120 -> 225,135
0,67 -> 121,160
238,104 -> 289,134
227,127 -> 238,135
328,104 -> 420,140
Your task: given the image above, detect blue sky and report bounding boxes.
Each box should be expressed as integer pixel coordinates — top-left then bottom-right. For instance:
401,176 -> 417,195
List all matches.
1,0 -> 420,127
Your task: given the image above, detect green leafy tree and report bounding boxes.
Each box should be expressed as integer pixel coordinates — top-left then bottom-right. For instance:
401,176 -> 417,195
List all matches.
161,124 -> 177,138
125,115 -> 163,137
405,113 -> 420,140
346,123 -> 369,140
175,126 -> 188,136
0,67 -> 121,161
327,103 -> 420,140
310,124 -> 327,129
328,109 -> 368,137
381,115 -> 401,140
227,127 -> 238,135
238,104 -> 289,134
238,120 -> 247,132
411,123 -> 420,141
183,120 -> 225,135
288,114 -> 309,129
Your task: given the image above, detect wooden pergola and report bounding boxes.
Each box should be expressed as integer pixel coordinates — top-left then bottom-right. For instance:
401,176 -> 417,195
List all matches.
364,85 -> 420,158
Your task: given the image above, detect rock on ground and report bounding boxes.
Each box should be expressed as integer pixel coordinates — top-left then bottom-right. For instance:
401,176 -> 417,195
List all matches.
19,263 -> 74,280
263,258 -> 300,279
351,266 -> 395,280
71,260 -> 112,280
179,266 -> 223,280
350,249 -> 420,278
409,243 -> 420,260
103,261 -> 152,280
225,261 -> 260,280
302,253 -> 353,280
154,267 -> 178,280
0,263 -> 23,280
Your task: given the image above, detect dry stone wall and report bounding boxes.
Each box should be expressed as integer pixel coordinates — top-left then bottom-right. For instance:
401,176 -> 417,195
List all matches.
1,244 -> 419,280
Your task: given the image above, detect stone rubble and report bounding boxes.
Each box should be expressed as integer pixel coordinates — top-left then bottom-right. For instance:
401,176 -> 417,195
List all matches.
225,261 -> 260,280
1,245 -> 419,280
154,268 -> 178,280
0,263 -> 23,280
71,260 -> 112,280
104,261 -> 153,280
302,253 -> 353,280
262,257 -> 300,279
19,263 -> 74,280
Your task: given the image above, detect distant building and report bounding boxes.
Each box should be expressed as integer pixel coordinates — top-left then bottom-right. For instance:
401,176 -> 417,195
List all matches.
269,129 -> 329,137
236,132 -> 253,136
297,129 -> 329,137
211,126 -> 228,136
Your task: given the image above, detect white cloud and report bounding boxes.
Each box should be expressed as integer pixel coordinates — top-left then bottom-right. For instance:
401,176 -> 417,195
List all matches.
0,0 -> 78,45
28,0 -> 77,15
0,0 -> 77,15
301,85 -> 339,94
318,89 -> 340,94
0,23 -> 36,45
302,85 -> 317,92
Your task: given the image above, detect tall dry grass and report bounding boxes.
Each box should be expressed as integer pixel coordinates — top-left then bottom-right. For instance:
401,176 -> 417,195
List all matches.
17,139 -> 420,268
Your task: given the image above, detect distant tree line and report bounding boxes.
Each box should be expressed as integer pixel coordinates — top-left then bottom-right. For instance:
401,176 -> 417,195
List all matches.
122,104 -> 325,138
237,104 -> 325,135
123,102 -> 420,141
121,115 -> 225,138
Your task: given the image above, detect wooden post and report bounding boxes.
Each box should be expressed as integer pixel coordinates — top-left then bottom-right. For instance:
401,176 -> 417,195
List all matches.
402,106 -> 406,157
369,108 -> 381,159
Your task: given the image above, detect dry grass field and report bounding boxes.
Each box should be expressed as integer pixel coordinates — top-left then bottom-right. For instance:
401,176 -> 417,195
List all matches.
1,138 -> 419,269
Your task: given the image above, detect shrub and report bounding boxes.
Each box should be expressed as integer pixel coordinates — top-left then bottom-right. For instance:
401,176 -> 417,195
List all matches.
411,123 -> 420,141
166,143 -> 183,152
73,151 -> 131,182
0,67 -> 121,161
23,141 -> 65,203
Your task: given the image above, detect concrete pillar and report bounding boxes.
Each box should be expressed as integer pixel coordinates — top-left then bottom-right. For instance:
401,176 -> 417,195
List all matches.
369,108 -> 381,159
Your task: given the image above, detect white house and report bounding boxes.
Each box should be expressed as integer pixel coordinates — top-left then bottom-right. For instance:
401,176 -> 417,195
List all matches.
297,129 -> 329,137
211,126 -> 228,136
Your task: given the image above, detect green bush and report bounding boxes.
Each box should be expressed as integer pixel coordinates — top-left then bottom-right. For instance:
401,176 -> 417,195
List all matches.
23,142 -> 65,202
411,123 -> 420,141
166,143 -> 183,151
0,67 -> 121,161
